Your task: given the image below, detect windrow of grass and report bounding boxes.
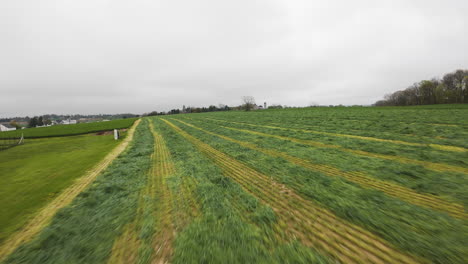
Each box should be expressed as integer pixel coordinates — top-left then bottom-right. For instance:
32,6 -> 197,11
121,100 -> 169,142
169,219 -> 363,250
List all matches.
173,118 -> 466,218
166,117 -> 468,264
214,122 -> 468,174
204,117 -> 468,160
0,118 -> 137,139
162,118 -> 423,264
190,106 -> 468,148
197,116 -> 467,169
266,119 -> 468,149
182,117 -> 468,206
206,117 -> 467,152
107,120 -> 179,264
152,118 -> 331,264
2,119 -> 153,264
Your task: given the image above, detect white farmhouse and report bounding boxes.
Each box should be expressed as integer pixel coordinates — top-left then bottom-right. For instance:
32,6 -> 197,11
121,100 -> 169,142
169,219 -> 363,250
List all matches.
0,124 -> 17,132
61,119 -> 77,125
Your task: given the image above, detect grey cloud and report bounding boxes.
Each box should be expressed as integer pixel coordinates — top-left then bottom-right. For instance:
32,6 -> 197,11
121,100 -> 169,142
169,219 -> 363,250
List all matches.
1,0 -> 467,116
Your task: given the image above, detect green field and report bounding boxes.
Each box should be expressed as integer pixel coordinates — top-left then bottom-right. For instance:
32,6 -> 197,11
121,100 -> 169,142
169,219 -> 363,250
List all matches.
0,118 -> 137,139
0,133 -> 124,244
1,106 -> 467,264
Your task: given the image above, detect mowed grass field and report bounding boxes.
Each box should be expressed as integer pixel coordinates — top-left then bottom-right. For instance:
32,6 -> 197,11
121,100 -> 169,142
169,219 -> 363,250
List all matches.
0,118 -> 137,139
1,105 -> 467,264
0,134 -> 123,244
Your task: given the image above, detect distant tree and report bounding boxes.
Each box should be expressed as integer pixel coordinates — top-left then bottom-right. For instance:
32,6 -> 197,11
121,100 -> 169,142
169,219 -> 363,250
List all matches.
37,116 -> 44,126
208,105 -> 217,112
463,76 -> 468,103
241,96 -> 256,111
145,111 -> 159,116
28,117 -> 38,128
374,69 -> 467,106
419,80 -> 437,105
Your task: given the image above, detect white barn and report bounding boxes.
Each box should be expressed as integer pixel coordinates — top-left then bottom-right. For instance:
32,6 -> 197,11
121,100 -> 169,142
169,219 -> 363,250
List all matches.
0,124 -> 17,132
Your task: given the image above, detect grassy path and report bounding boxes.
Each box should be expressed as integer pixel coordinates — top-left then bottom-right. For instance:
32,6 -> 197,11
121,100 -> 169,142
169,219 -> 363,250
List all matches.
205,118 -> 467,153
0,119 -> 141,262
163,119 -> 424,264
174,119 -> 466,219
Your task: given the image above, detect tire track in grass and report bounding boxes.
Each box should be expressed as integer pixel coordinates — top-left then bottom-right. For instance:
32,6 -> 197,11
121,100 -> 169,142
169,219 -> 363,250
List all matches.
162,118 -> 425,264
174,119 -> 467,220
204,118 -> 467,153
0,119 -> 141,262
199,118 -> 468,174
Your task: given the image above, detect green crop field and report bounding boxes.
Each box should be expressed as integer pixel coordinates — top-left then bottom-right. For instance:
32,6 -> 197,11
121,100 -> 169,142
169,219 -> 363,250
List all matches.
0,118 -> 137,139
1,105 -> 467,264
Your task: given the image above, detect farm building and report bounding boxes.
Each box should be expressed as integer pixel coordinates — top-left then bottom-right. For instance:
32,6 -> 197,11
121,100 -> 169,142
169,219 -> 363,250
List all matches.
61,119 -> 77,125
0,124 -> 16,132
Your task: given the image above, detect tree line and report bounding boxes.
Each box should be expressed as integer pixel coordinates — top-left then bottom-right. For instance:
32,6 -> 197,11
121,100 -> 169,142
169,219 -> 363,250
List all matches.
374,69 -> 468,106
28,116 -> 52,128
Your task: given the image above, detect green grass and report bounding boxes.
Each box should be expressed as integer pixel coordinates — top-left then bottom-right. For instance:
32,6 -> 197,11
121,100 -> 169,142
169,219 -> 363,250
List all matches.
153,118 -> 330,263
3,119 -> 330,263
0,133 -> 123,244
3,120 -> 152,264
180,118 -> 468,205
164,109 -> 468,264
2,105 -> 467,263
0,118 -> 137,139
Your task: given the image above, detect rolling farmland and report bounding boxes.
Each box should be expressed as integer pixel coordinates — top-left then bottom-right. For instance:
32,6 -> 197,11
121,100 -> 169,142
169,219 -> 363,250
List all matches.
1,106 -> 467,263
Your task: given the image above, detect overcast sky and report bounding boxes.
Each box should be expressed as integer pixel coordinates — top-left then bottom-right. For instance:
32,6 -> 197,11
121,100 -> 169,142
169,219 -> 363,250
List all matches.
1,0 -> 467,117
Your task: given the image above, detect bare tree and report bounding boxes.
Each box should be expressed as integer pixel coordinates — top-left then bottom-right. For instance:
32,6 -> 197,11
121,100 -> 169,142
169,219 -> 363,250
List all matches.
241,96 -> 256,111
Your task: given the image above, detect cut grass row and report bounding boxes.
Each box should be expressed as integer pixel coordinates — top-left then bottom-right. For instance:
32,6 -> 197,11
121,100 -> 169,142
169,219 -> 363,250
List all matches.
198,117 -> 468,169
162,118 -> 422,264
0,118 -> 137,139
153,117 -> 331,263
182,117 -> 468,206
205,117 -> 467,153
200,117 -> 468,175
264,121 -> 468,150
173,119 -> 466,219
165,117 -> 467,264
107,120 -> 178,264
196,106 -> 468,147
